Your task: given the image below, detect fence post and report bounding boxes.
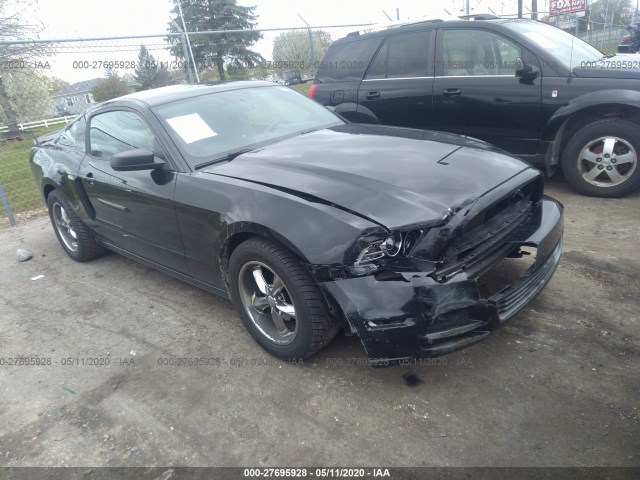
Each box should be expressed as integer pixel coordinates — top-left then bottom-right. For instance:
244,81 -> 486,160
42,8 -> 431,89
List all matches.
0,180 -> 16,226
307,27 -> 316,78
180,35 -> 195,84
297,14 -> 315,79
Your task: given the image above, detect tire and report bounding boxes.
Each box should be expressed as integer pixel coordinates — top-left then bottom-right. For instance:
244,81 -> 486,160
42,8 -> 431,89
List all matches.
46,190 -> 105,262
562,119 -> 640,197
228,237 -> 339,360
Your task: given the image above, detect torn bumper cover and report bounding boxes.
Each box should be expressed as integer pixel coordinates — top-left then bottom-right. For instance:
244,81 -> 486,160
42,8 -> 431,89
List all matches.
320,197 -> 564,367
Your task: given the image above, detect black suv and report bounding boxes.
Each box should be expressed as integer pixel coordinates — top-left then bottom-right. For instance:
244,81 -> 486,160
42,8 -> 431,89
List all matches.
309,17 -> 640,197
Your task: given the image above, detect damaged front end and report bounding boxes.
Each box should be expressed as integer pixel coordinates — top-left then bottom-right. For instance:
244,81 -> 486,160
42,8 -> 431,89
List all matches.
314,172 -> 564,367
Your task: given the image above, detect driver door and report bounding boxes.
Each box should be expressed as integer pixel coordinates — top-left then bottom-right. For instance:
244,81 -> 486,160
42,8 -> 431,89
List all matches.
78,108 -> 187,273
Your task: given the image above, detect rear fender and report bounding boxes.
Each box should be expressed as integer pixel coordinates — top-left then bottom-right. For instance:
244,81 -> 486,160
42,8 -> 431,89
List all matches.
334,103 -> 380,124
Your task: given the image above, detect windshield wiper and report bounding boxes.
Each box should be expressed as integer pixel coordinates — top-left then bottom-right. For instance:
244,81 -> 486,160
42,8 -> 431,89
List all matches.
195,148 -> 253,170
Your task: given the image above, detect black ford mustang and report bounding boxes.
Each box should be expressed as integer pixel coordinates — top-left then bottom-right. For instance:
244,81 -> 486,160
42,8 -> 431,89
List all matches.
30,81 -> 563,366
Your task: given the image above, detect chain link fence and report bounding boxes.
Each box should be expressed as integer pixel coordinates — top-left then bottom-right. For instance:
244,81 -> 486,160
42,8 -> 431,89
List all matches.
535,10 -> 629,52
0,18 -> 631,226
0,25 -> 362,226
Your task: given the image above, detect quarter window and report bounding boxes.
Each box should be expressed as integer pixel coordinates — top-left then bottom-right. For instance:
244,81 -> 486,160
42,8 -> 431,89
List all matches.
366,31 -> 432,79
57,116 -> 86,152
89,110 -> 155,158
442,30 -> 522,76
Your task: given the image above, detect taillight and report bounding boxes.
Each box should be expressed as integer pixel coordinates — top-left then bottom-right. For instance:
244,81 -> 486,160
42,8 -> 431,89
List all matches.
308,84 -> 317,99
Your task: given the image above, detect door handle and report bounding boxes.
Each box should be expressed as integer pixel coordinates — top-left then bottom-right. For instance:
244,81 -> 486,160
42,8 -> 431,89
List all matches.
365,91 -> 381,100
442,88 -> 462,97
84,172 -> 95,186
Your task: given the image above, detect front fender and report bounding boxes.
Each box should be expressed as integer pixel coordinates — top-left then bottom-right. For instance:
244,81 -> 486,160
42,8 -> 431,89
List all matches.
542,89 -> 640,141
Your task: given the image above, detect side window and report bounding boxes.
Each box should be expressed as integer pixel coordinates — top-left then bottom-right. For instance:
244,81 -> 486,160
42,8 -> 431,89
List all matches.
57,116 -> 86,152
89,110 -> 155,158
493,37 -> 521,74
366,31 -> 432,79
442,29 -> 522,76
315,37 -> 382,83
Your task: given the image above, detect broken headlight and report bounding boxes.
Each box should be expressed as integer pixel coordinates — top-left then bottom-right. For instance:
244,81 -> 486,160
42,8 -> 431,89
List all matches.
347,230 -> 423,276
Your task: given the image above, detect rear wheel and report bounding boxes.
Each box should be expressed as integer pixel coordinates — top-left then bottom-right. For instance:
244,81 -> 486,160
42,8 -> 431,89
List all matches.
562,119 -> 640,197
47,190 -> 105,261
228,237 -> 339,359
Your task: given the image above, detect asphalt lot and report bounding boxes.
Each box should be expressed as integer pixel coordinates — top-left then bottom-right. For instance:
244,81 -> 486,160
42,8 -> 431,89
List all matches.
0,176 -> 638,467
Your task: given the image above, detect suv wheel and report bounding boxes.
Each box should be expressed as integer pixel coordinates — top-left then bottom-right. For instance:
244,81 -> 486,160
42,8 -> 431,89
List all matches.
562,119 -> 640,197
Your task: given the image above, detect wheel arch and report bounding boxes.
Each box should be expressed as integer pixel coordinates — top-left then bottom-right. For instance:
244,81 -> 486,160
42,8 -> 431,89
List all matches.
43,183 -> 56,201
334,102 -> 380,124
218,222 -> 310,292
543,95 -> 640,167
220,224 -> 352,336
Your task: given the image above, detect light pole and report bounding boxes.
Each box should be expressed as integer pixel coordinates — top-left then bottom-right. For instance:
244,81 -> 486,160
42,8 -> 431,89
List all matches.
176,0 -> 199,83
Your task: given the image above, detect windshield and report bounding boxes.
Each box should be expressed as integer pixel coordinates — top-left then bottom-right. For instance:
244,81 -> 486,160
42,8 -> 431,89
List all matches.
503,21 -> 603,70
153,85 -> 344,168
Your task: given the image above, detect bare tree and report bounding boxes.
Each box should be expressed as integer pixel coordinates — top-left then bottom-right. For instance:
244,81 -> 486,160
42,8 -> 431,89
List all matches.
0,0 -> 49,139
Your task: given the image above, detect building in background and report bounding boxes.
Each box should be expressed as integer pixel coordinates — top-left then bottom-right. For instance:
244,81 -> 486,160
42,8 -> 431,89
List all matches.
52,78 -> 103,115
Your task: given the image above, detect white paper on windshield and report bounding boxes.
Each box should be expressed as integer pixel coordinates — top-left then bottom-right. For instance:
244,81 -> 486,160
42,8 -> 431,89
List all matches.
166,113 -> 217,144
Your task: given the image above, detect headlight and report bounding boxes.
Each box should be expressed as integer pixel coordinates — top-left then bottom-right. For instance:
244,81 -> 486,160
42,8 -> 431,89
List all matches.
347,230 -> 422,276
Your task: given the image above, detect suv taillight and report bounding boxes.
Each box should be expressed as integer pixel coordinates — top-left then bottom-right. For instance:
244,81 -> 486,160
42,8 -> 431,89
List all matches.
308,84 -> 317,99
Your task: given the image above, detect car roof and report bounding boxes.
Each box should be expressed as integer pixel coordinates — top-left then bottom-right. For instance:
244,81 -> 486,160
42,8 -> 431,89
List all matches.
111,81 -> 277,108
337,17 -> 536,44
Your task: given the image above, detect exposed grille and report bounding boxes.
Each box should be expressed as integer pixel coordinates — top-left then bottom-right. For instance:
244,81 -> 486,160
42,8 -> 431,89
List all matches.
436,177 -> 542,278
493,239 -> 562,321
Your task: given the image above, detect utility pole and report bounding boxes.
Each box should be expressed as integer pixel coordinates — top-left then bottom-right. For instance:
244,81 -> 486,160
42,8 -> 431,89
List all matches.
297,14 -> 315,78
466,0 -> 470,16
532,0 -> 538,20
518,0 -> 523,18
176,0 -> 199,83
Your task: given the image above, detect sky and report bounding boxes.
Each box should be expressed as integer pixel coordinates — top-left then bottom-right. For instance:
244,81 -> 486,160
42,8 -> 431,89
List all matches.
24,0 -> 544,83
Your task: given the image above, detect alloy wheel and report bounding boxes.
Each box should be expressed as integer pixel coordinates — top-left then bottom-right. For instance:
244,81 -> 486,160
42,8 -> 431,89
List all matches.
52,202 -> 78,252
238,261 -> 298,345
577,136 -> 637,188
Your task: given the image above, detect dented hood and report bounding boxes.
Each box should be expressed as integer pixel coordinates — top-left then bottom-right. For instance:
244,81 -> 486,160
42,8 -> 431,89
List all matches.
202,124 -> 532,229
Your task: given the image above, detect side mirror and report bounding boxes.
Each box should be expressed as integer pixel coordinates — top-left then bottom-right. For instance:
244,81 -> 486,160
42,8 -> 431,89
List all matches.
515,57 -> 540,79
111,149 -> 165,171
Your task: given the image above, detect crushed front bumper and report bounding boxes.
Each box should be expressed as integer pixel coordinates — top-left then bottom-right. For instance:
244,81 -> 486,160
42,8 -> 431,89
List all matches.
320,197 -> 564,367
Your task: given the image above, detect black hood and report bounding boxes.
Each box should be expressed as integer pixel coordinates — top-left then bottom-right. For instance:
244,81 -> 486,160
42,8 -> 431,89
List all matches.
573,54 -> 640,79
202,124 -> 532,230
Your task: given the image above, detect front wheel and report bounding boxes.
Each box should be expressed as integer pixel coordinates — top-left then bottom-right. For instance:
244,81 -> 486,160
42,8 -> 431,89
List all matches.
562,119 -> 640,197
228,238 -> 339,360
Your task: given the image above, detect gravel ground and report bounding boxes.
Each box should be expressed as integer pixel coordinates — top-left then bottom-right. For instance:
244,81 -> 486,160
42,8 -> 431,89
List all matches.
0,177 -> 638,467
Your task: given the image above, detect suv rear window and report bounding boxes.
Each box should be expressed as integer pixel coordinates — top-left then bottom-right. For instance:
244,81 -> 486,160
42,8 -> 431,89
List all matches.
315,37 -> 382,83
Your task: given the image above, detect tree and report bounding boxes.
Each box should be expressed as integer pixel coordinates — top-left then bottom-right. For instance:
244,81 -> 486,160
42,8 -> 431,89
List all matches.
168,0 -> 263,81
47,77 -> 69,96
588,0 -> 633,27
134,45 -> 172,91
0,70 -> 58,127
272,30 -> 332,78
92,75 -> 130,102
0,0 -> 50,139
